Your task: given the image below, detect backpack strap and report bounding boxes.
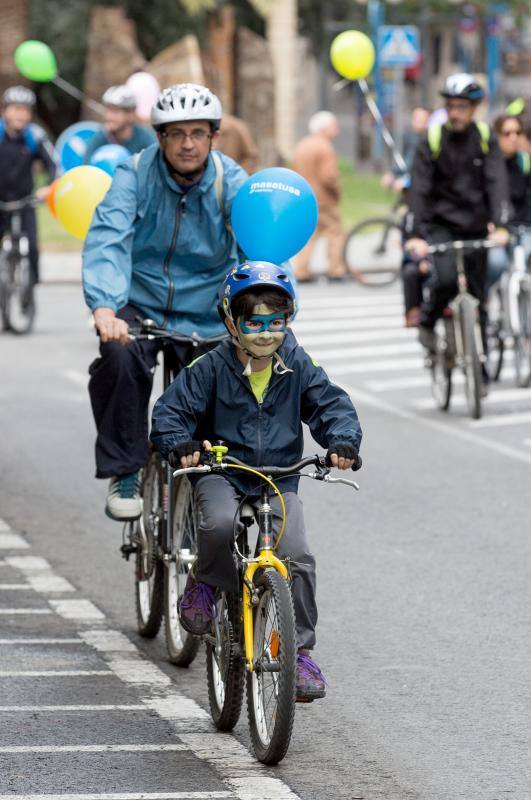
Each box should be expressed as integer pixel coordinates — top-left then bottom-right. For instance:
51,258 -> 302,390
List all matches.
516,150 -> 531,175
427,123 -> 442,159
0,120 -> 39,155
132,149 -> 144,171
475,121 -> 490,155
211,150 -> 225,218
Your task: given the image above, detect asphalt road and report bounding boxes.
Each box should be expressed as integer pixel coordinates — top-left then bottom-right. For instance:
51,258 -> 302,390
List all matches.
0,281 -> 529,800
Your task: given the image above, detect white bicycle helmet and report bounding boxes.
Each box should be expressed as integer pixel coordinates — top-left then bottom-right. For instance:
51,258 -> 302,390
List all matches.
440,73 -> 485,102
3,85 -> 36,107
151,83 -> 222,130
102,85 -> 136,110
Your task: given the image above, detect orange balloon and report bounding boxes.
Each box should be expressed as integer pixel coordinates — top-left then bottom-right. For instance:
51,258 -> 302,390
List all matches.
46,179 -> 58,217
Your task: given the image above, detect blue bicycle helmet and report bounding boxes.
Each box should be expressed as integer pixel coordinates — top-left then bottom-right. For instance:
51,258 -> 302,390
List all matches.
218,261 -> 297,321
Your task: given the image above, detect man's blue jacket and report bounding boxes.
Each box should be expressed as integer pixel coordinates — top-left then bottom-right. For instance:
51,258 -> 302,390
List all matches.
82,144 -> 248,338
150,330 -> 362,495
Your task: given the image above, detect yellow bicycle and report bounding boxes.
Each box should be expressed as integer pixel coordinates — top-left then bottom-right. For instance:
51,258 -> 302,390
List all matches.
171,446 -> 359,764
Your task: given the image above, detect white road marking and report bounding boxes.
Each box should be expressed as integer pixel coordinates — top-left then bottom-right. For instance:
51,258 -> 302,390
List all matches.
524,438 -> 531,447
299,292 -> 402,308
0,608 -> 52,615
62,368 -> 89,388
469,410 -> 531,428
0,638 -> 80,644
0,705 -> 145,712
308,341 -> 421,360
5,555 -> 75,592
0,519 -> 9,531
0,533 -> 30,550
0,670 -> 111,677
296,314 -> 404,331
344,382 -> 531,467
49,598 -> 105,621
107,657 -> 171,687
295,304 -> 403,323
366,375 -> 432,392
0,584 -> 28,590
296,328 -> 416,347
6,556 -> 52,571
0,794 -> 231,800
325,356 -> 423,374
229,778 -> 302,800
143,694 -> 210,721
80,630 -> 137,652
0,743 -> 187,753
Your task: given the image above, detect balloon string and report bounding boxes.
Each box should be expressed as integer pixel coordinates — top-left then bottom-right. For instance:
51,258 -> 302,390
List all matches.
357,78 -> 408,174
52,76 -> 105,116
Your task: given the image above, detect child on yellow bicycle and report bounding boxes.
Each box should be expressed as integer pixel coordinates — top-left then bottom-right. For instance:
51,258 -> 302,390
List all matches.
150,262 -> 362,701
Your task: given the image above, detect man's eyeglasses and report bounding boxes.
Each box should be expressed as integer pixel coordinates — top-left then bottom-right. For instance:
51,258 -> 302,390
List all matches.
161,129 -> 211,144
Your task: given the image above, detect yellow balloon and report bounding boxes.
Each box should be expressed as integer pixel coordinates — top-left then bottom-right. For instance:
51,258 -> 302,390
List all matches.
330,30 -> 375,81
54,165 -> 112,241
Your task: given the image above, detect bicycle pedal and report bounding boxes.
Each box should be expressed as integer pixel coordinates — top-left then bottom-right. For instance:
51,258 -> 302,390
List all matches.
119,542 -> 138,560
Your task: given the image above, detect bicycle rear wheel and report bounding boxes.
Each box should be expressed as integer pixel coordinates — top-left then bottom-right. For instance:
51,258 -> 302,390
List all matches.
460,300 -> 483,420
343,217 -> 402,287
486,287 -> 504,382
513,288 -> 531,388
206,591 -> 245,730
164,476 -> 200,666
134,451 -> 164,638
247,569 -> 297,765
5,251 -> 35,335
430,318 -> 453,411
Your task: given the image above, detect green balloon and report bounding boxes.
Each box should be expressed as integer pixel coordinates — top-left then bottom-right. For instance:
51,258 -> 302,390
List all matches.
14,40 -> 57,82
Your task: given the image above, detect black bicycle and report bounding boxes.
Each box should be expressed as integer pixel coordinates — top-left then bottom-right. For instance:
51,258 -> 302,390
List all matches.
0,195 -> 39,334
119,319 -> 226,666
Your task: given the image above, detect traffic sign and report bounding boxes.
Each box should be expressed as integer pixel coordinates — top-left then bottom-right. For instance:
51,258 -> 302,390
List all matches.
378,26 -> 420,68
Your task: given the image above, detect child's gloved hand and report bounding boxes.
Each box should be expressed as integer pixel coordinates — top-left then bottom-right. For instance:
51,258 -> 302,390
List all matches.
169,440 -> 212,468
326,444 -> 361,471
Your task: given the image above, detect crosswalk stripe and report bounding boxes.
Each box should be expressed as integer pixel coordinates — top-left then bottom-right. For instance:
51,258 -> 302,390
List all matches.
295,305 -> 403,322
295,315 -> 402,330
299,292 -> 402,308
413,386 -> 531,410
469,410 -> 531,428
306,341 -> 422,360
326,357 -> 423,374
296,328 -> 416,347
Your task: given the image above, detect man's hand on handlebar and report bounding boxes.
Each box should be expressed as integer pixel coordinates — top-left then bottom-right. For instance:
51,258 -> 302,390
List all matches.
326,444 -> 361,471
94,308 -> 130,346
405,238 -> 430,259
169,440 -> 212,468
487,226 -> 509,247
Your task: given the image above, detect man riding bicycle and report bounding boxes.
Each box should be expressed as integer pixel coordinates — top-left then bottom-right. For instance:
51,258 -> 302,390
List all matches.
0,86 -> 56,290
405,74 -> 510,363
83,85 -> 156,162
82,83 -> 248,521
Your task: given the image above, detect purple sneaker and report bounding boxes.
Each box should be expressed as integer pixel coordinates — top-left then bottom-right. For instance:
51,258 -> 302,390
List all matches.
296,650 -> 326,702
178,573 -> 216,635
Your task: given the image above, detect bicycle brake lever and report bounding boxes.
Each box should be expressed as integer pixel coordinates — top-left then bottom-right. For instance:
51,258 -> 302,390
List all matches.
322,474 -> 360,490
172,465 -> 212,478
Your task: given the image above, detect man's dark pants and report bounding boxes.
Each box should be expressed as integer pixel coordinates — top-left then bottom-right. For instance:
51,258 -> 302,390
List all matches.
88,304 -> 215,479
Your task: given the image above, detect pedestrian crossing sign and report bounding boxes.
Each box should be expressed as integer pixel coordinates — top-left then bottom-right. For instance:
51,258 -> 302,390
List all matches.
378,26 -> 420,68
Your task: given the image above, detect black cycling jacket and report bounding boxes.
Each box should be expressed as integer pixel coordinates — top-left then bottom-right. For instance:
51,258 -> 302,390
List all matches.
0,125 -> 56,202
406,123 -> 510,239
505,154 -> 531,224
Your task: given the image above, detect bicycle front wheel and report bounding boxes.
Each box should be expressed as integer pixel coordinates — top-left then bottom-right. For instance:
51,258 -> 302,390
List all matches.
430,318 -> 453,411
134,451 -> 164,638
460,300 -> 483,420
486,287 -> 504,382
164,476 -> 200,667
5,252 -> 35,335
343,218 -> 402,287
247,569 -> 297,765
206,592 -> 245,731
513,289 -> 531,388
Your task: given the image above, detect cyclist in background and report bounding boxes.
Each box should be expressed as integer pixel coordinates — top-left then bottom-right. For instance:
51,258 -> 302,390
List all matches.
150,263 -> 362,702
83,85 -> 155,162
381,106 -> 430,193
0,86 -> 56,288
486,114 -> 531,290
406,74 -> 510,362
83,83 -> 248,522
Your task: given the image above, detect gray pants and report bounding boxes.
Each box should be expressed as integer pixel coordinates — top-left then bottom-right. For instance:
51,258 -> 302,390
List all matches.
194,474 -> 317,650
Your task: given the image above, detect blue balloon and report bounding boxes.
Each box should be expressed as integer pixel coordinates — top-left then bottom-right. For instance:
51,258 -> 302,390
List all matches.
231,167 -> 318,263
55,121 -> 101,173
89,144 -> 131,176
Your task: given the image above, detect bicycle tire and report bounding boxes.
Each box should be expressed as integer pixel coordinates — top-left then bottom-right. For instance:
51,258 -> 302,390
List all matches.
513,289 -> 531,388
247,569 -> 297,765
134,452 -> 164,638
486,287 -> 504,382
164,476 -> 200,666
430,318 -> 453,411
206,592 -> 245,730
5,251 -> 35,335
343,217 -> 402,287
460,300 -> 482,420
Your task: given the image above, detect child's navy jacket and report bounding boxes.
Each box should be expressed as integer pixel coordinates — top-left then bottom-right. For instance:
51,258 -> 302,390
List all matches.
151,329 -> 362,495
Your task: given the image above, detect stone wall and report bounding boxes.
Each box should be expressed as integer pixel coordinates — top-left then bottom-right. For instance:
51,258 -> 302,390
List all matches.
148,36 -> 205,90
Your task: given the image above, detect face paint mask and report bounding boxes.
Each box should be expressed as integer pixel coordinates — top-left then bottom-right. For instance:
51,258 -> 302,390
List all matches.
236,305 -> 287,359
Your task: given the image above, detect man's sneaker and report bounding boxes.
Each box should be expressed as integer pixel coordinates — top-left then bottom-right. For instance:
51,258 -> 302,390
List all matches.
418,324 -> 436,353
178,573 -> 216,635
105,472 -> 141,521
296,650 -> 326,702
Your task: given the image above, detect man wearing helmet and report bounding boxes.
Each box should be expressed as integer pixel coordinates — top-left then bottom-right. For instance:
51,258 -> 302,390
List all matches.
0,86 -> 57,288
83,83 -> 249,520
151,262 -> 362,701
406,73 -> 510,362
83,85 -> 155,163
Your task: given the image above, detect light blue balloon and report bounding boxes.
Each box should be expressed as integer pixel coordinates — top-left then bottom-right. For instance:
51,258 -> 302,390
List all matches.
231,167 -> 318,263
89,144 -> 130,176
55,121 -> 101,173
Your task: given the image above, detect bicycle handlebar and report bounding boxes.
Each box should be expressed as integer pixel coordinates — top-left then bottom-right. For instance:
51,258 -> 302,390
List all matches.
128,318 -> 228,346
0,195 -> 40,212
427,239 -> 498,255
